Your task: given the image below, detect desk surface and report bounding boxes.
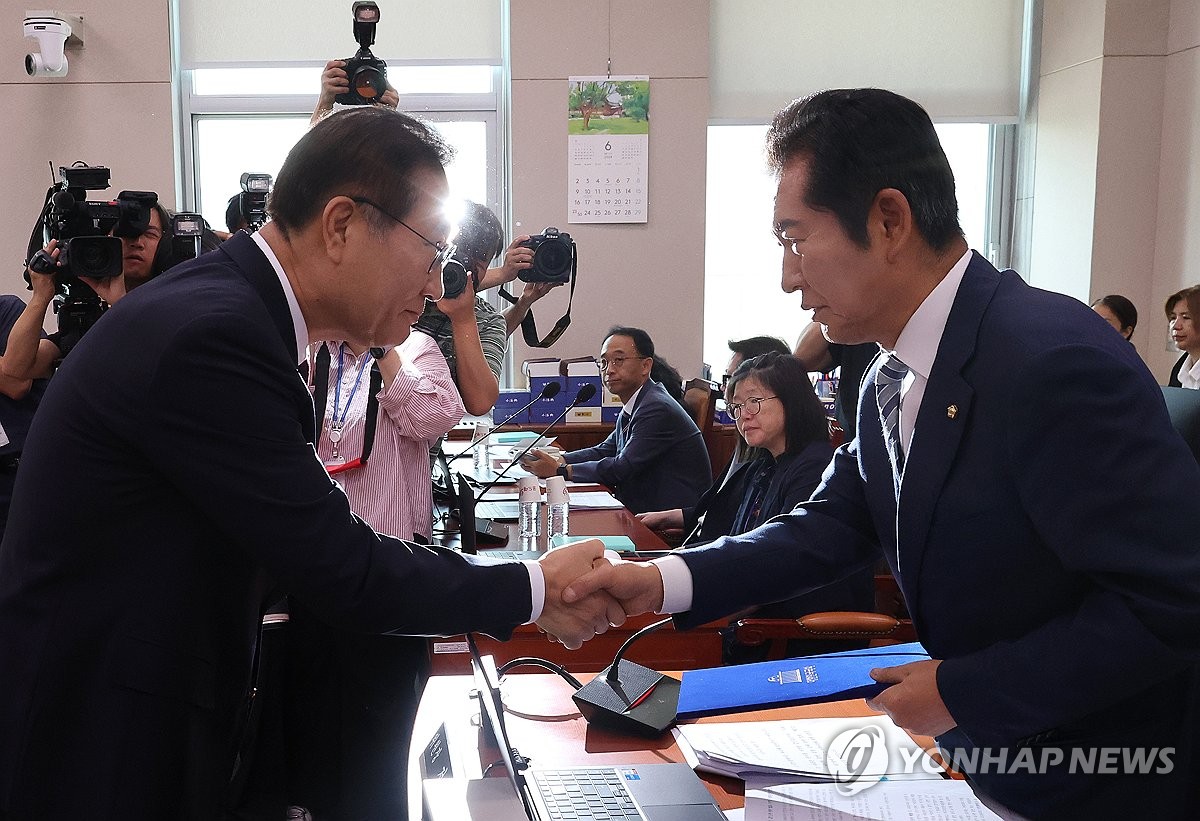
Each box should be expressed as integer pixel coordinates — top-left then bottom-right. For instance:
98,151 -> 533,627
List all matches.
410,670 -> 922,819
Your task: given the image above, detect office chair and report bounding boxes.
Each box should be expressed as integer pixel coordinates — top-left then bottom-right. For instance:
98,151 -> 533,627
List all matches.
729,572 -> 917,660
1161,386 -> 1200,463
683,377 -> 724,477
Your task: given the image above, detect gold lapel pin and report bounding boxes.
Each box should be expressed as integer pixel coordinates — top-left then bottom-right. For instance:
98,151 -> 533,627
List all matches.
946,404 -> 958,419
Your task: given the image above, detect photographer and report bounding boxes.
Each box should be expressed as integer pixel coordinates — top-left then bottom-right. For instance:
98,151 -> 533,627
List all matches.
0,296 -> 51,538
1,238 -> 127,381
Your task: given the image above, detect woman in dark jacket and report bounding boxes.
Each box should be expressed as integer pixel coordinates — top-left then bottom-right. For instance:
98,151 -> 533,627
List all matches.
637,352 -> 875,662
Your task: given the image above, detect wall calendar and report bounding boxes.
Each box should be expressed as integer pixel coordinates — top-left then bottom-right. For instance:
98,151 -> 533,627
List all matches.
567,75 -> 649,224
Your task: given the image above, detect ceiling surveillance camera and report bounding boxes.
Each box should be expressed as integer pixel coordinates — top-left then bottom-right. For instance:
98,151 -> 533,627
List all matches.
24,15 -> 72,78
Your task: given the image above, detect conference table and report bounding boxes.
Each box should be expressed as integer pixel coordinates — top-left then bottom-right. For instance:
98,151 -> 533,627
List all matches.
408,668 -> 949,820
430,478 -> 728,676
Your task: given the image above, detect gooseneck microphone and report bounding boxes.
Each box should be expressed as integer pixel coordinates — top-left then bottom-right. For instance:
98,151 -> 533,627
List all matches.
445,381 -> 562,466
474,383 -> 598,502
572,616 -> 681,737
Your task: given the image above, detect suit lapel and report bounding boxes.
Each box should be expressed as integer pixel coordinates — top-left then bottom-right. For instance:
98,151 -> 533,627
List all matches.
217,232 -> 316,442
895,252 -> 1000,600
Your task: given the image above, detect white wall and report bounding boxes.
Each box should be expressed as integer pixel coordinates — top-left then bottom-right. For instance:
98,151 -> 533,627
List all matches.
0,1 -> 176,297
1150,0 -> 1200,380
507,0 -> 710,377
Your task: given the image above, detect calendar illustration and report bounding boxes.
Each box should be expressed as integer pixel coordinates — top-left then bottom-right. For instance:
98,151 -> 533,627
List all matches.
567,75 -> 649,224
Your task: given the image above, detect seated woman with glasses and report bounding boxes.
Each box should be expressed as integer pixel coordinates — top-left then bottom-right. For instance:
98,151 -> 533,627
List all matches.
637,352 -> 874,663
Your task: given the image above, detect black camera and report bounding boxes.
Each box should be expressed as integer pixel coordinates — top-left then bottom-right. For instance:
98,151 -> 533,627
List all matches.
440,250 -> 478,300
171,212 -> 205,263
238,172 -> 272,231
23,164 -> 158,355
519,227 -> 576,284
335,1 -> 387,107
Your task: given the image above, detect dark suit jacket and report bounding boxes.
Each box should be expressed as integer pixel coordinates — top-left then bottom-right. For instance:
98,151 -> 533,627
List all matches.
1169,351 -> 1188,387
673,253 -> 1200,818
566,379 -> 711,514
0,233 -> 532,820
683,441 -> 873,658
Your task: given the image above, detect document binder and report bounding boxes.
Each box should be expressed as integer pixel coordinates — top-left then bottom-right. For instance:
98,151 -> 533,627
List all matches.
676,641 -> 929,718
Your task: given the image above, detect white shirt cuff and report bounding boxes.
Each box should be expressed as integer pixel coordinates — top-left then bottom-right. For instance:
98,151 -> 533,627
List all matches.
524,562 -> 546,623
651,554 -> 694,614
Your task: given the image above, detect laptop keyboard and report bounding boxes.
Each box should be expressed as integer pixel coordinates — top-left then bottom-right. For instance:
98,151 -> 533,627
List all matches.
535,768 -> 642,820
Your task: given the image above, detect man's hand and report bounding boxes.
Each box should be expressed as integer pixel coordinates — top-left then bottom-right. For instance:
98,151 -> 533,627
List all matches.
521,448 -> 560,479
635,509 -> 684,531
866,659 -> 957,737
82,274 -> 126,306
436,277 -> 477,323
476,236 -> 534,291
563,559 -> 665,618
537,540 -> 625,649
518,281 -> 558,305
26,241 -> 60,303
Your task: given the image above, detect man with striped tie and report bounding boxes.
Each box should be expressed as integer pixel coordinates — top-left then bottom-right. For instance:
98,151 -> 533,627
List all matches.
565,89 -> 1200,819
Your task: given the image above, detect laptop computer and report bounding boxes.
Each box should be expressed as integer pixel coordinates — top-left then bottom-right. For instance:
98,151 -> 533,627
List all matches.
454,472 -> 544,560
467,637 -> 726,821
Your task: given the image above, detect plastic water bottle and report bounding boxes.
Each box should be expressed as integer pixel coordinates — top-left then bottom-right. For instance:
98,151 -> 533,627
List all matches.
517,476 -> 541,541
472,422 -> 491,476
546,475 -> 569,538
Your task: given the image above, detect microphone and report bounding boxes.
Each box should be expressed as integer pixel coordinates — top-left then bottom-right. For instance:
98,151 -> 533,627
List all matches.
474,383 -> 598,502
445,381 -> 562,466
572,617 -> 681,737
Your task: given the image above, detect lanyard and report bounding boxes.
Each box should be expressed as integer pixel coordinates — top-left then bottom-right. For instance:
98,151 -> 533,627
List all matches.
311,343 -> 383,475
332,343 -> 372,427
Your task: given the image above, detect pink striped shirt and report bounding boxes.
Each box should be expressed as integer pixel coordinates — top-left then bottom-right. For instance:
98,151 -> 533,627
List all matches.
312,333 -> 465,540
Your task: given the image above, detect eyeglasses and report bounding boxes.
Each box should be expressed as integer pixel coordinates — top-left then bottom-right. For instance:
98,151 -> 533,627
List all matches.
596,355 -> 648,372
727,395 -> 779,420
349,196 -> 456,274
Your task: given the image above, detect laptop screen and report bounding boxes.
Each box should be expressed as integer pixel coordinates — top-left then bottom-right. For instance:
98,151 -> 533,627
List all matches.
455,471 -> 478,555
467,634 -> 537,818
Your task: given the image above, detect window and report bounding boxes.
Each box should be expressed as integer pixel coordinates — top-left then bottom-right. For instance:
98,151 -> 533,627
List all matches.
181,65 -> 501,233
703,123 -> 1008,370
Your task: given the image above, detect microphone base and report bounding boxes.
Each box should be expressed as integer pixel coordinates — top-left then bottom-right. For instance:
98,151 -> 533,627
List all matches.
572,659 -> 680,738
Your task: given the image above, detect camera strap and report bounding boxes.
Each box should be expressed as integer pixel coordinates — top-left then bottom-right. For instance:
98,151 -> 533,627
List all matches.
310,342 -> 384,475
497,250 -> 577,348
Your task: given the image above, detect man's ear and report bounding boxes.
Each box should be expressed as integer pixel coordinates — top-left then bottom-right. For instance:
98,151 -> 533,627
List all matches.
871,188 -> 913,262
320,197 -> 357,265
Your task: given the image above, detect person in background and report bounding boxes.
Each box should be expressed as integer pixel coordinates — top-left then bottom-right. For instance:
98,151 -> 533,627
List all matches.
723,335 -> 790,390
287,328 -> 466,819
1167,286 -> 1200,388
637,352 -> 871,662
0,297 -> 52,539
793,319 -> 879,441
1091,294 -> 1137,343
650,354 -> 686,407
524,326 -> 712,514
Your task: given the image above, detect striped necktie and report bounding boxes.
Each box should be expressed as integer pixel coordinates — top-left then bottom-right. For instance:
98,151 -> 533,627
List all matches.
616,411 -> 631,450
875,353 -> 909,495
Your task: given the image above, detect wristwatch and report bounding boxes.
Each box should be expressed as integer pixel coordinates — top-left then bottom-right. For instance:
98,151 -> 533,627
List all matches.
556,463 -> 571,479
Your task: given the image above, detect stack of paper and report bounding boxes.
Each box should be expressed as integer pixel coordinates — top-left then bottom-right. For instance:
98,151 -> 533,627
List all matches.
566,491 -> 625,509
743,780 -> 1004,820
674,716 -> 943,784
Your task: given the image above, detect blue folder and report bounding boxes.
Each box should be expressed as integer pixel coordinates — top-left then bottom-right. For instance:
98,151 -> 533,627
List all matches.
676,641 -> 929,719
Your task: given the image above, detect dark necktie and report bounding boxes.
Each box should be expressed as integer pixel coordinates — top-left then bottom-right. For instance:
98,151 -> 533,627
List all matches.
616,410 -> 631,450
875,353 -> 909,497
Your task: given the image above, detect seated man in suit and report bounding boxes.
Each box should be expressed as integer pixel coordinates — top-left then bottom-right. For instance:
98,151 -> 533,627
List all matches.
0,106 -> 619,820
524,326 -> 712,514
566,89 -> 1200,819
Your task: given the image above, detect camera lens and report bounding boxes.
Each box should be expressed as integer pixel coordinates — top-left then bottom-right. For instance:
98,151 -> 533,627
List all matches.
352,66 -> 385,100
534,240 -> 570,278
64,236 -> 123,280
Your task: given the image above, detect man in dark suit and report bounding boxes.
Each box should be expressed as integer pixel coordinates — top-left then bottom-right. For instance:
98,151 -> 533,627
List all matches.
524,326 -> 711,514
0,106 -> 619,821
565,89 -> 1200,818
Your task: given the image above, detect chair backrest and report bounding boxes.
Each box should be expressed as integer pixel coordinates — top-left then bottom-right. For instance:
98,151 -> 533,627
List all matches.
1161,386 -> 1200,463
683,377 -> 724,476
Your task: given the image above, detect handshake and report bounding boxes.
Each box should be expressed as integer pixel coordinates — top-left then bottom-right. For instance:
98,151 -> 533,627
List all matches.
532,539 -> 668,649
